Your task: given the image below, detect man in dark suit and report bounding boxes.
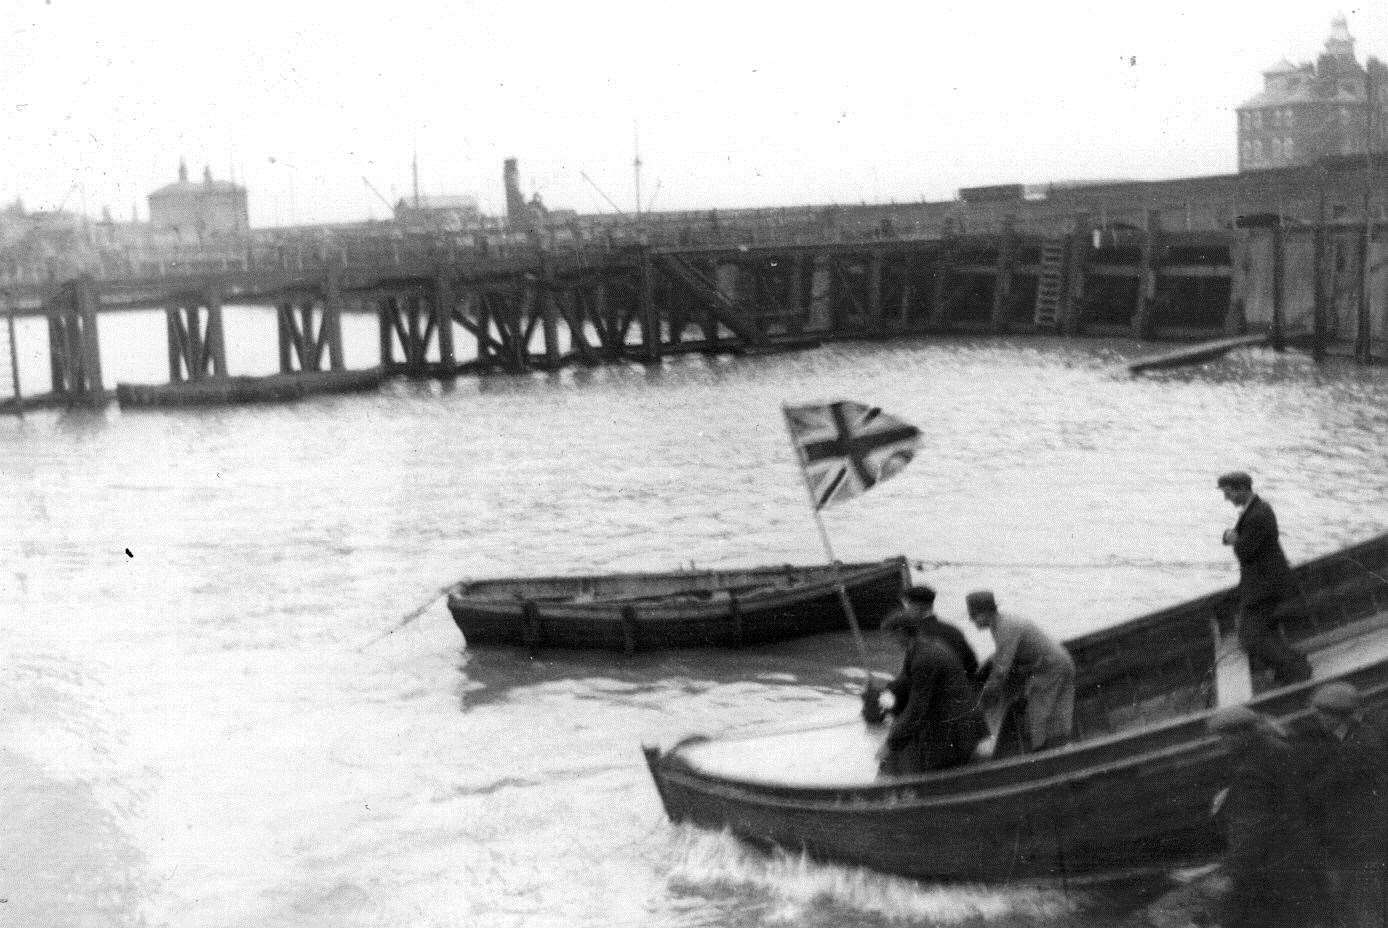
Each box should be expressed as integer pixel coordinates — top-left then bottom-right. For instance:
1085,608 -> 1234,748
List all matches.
1207,706 -> 1329,928
1218,471 -> 1312,685
902,585 -> 980,681
1294,683 -> 1388,928
862,609 -> 987,775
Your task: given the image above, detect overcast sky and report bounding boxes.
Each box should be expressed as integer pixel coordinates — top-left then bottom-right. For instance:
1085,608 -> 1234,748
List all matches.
3,1 -> 1385,227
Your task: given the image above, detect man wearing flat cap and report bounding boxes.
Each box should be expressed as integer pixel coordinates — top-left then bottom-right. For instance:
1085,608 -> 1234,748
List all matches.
966,590 -> 1076,752
1205,706 -> 1326,928
863,607 -> 987,775
1295,682 -> 1388,928
903,585 -> 980,681
1218,471 -> 1312,686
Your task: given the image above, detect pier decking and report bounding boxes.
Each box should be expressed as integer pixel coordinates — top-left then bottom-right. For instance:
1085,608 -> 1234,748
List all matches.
1,217 -> 1382,413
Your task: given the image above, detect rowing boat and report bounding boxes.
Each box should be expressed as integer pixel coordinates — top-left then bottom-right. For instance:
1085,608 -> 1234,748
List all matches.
643,532 -> 1388,883
446,556 -> 911,653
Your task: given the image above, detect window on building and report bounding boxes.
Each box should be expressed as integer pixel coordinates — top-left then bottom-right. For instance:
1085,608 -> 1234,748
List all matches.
1253,139 -> 1265,162
1253,111 -> 1263,129
1241,141 -> 1253,163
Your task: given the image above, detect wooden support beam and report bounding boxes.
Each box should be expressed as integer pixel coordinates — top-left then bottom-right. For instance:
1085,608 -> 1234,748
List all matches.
1313,189 -> 1328,362
48,297 -> 67,393
1131,210 -> 1162,340
639,248 -> 660,362
561,291 -> 597,364
867,250 -> 884,333
434,276 -> 456,374
1061,212 -> 1091,336
703,260 -> 721,348
505,293 -> 527,371
378,295 -> 396,369
204,288 -> 227,379
473,292 -> 494,367
405,294 -> 425,368
990,220 -> 1016,334
1271,222 -> 1285,351
1224,231 -> 1248,335
927,249 -> 955,330
786,254 -> 805,337
537,259 -> 561,369
276,302 -> 295,373
75,278 -> 105,400
590,282 -> 619,355
324,264 -> 345,370
5,310 -> 21,414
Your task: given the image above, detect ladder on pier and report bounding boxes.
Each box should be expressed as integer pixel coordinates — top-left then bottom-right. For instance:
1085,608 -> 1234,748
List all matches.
1033,239 -> 1066,329
0,311 -> 20,415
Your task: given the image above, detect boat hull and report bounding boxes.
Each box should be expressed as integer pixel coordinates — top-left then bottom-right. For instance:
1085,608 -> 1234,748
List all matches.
645,532 -> 1388,883
448,557 -> 910,652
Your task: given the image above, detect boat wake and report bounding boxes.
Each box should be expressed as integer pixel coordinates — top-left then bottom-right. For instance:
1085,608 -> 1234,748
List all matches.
662,826 -> 1080,927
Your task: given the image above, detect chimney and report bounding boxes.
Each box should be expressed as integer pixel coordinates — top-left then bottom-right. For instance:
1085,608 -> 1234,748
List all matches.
503,158 -> 534,232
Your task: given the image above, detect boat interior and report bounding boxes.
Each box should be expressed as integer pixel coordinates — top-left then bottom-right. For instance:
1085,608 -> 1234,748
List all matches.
455,560 -> 893,605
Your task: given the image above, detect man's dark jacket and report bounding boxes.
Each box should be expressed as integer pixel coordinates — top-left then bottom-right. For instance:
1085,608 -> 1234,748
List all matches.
920,615 -> 979,680
1232,496 -> 1296,605
1296,717 -> 1388,865
879,638 -> 986,775
1216,731 -> 1328,928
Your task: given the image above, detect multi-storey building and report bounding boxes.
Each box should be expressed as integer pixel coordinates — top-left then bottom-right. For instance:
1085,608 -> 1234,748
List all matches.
146,160 -> 249,244
1238,16 -> 1388,172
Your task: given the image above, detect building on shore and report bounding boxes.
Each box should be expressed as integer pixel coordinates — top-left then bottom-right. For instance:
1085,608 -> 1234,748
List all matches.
146,160 -> 249,245
1237,15 -> 1387,172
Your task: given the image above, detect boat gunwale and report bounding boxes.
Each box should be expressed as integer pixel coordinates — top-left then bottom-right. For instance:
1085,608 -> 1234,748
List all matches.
653,531 -> 1388,807
447,556 -> 910,619
655,663 -> 1388,812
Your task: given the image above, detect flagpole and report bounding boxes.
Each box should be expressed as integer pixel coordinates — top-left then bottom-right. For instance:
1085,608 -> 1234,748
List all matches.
781,404 -> 872,668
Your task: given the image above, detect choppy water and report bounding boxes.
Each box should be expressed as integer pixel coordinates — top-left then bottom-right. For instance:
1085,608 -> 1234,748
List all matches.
2,326 -> 1386,928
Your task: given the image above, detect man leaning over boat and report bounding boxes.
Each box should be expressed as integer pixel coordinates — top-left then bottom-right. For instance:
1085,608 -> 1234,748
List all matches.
967,590 -> 1077,753
862,607 -> 988,776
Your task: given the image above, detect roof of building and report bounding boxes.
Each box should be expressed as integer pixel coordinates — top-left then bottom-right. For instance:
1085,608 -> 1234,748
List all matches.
1262,58 -> 1303,75
148,179 -> 244,199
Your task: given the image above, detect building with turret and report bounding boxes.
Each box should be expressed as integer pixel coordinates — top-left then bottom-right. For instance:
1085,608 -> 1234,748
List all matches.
1238,15 -> 1387,172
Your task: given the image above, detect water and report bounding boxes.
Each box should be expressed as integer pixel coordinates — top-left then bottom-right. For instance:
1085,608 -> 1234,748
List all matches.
2,330 -> 1385,928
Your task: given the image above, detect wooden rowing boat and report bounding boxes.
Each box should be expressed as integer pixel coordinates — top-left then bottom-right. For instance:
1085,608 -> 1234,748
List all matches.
643,532 -> 1388,884
446,556 -> 911,653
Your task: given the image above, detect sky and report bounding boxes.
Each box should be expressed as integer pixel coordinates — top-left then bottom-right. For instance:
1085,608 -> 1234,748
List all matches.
3,0 -> 1387,228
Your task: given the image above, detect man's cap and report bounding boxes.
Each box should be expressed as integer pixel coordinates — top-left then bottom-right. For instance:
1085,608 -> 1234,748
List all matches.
964,590 -> 997,616
1216,471 -> 1253,492
882,607 -> 924,634
1207,705 -> 1263,735
904,585 -> 936,607
1310,682 -> 1362,715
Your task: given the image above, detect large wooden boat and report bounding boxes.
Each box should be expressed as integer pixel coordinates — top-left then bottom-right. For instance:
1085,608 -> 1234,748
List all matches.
643,532 -> 1388,884
447,556 -> 911,653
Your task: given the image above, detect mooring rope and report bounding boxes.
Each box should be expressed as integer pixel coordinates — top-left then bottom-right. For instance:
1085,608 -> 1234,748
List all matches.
355,584 -> 453,652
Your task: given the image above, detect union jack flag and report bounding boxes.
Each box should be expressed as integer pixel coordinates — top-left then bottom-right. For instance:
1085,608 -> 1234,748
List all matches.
782,401 -> 921,510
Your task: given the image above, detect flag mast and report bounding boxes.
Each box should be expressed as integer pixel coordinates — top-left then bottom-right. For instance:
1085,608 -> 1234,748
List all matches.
781,403 -> 871,667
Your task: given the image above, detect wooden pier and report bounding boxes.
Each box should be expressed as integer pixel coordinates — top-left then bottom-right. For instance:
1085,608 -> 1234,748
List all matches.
0,218 -> 1382,413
